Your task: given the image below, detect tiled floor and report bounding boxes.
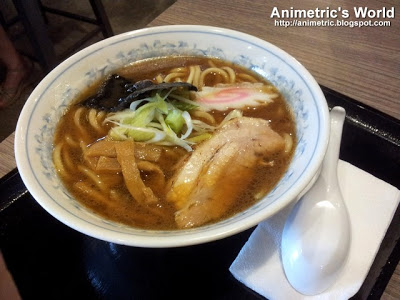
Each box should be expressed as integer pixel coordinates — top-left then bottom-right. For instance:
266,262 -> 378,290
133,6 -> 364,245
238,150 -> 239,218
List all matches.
0,0 -> 175,141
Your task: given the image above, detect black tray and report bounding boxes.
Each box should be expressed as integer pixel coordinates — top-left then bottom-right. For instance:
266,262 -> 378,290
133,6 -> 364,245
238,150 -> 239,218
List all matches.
1,86 -> 399,300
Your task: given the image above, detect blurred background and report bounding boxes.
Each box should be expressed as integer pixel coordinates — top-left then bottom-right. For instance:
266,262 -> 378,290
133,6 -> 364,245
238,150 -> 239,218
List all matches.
0,0 -> 175,141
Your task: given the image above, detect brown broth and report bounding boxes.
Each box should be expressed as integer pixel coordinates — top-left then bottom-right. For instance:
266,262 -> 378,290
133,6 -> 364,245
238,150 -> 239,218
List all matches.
53,56 -> 296,230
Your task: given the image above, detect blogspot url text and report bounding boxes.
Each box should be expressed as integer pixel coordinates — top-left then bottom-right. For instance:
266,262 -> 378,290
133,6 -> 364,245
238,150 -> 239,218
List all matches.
274,19 -> 391,28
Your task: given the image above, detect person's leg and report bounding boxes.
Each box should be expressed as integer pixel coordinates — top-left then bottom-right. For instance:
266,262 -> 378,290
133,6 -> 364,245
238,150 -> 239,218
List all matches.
0,252 -> 21,300
0,26 -> 31,108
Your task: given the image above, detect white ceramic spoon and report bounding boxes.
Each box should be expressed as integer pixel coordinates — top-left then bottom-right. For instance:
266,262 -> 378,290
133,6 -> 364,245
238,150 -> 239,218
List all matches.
281,106 -> 351,295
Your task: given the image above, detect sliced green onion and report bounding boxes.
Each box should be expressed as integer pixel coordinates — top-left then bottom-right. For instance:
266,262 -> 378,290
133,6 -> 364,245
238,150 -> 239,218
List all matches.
169,93 -> 204,110
165,109 -> 185,134
115,123 -> 166,142
180,111 -> 193,139
192,119 -> 217,132
156,111 -> 192,151
186,133 -> 213,143
129,99 -> 149,111
105,88 -> 243,151
124,105 -> 155,127
109,127 -> 128,140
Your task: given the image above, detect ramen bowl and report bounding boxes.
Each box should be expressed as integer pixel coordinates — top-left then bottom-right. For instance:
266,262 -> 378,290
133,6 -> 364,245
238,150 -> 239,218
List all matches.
15,25 -> 329,247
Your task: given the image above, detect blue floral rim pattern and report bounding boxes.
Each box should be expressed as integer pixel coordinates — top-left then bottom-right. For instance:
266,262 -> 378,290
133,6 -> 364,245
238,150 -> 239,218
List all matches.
23,28 -> 324,239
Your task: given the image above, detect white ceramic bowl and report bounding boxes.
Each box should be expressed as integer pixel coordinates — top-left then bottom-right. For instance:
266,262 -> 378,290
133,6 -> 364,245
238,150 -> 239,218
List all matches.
15,25 -> 329,247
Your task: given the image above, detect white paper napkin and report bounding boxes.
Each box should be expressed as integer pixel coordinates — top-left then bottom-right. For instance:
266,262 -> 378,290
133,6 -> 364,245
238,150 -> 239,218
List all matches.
230,160 -> 400,300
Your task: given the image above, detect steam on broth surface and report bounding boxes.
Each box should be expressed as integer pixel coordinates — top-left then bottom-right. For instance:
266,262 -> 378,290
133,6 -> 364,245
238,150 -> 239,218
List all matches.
53,56 -> 296,230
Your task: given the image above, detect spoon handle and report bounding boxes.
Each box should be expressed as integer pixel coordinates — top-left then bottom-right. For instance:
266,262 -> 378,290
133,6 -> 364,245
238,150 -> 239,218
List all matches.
321,107 -> 346,187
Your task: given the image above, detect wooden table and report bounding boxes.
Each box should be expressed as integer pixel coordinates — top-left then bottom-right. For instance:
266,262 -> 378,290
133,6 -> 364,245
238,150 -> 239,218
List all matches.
1,0 -> 399,298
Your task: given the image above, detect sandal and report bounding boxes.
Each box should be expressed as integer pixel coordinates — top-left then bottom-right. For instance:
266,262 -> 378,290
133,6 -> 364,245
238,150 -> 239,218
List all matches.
0,57 -> 34,109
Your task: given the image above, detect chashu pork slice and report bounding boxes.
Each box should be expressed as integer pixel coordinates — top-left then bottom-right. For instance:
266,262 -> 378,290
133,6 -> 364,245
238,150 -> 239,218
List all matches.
166,116 -> 286,228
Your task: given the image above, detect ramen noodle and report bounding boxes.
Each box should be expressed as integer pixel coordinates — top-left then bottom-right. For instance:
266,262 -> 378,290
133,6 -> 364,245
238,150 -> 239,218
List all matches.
53,56 -> 296,230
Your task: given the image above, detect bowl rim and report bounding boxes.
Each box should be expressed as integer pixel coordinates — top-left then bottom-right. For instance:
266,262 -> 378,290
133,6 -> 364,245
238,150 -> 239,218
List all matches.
14,25 -> 330,247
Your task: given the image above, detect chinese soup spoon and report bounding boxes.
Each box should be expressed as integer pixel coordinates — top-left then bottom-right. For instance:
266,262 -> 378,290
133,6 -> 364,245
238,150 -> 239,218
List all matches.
281,106 -> 351,295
